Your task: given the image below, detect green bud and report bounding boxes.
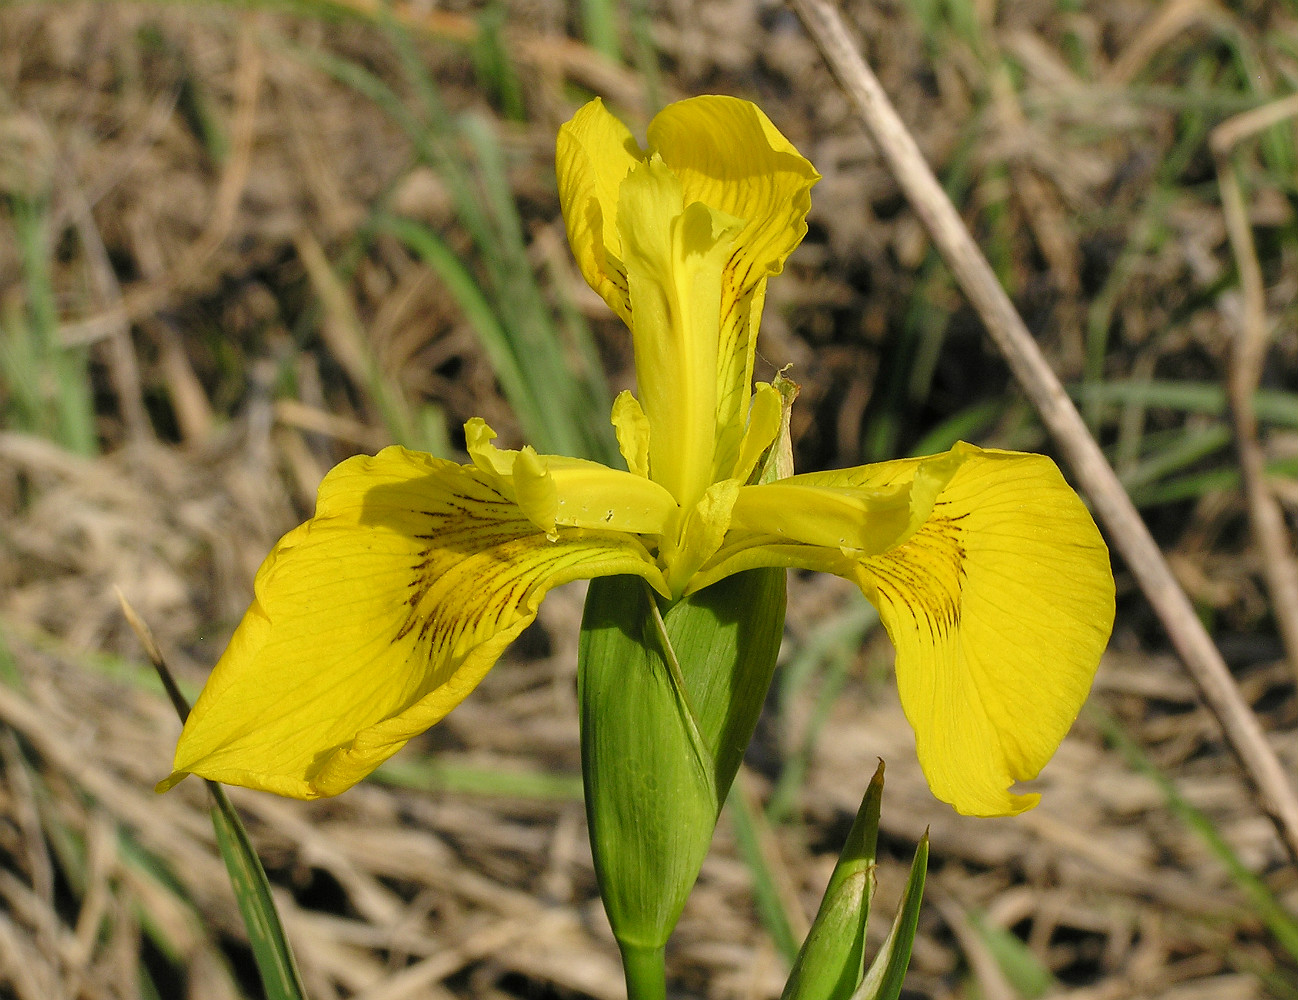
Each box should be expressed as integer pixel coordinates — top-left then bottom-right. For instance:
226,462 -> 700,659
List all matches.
577,372 -> 796,999
578,566 -> 786,992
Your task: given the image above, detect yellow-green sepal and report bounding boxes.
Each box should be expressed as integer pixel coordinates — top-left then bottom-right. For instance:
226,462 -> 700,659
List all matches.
578,566 -> 786,995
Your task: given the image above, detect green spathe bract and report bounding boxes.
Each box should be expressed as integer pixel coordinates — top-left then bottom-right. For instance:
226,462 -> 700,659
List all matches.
578,566 -> 785,990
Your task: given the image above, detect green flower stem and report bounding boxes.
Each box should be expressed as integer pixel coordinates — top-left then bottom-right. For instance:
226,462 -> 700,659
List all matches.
619,942 -> 667,1000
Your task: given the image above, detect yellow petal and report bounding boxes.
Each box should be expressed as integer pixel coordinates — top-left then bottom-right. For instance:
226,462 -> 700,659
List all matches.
513,447 -> 559,540
557,97 -> 818,497
859,449 -> 1112,816
755,372 -> 801,484
611,390 -> 651,478
661,479 -> 740,597
693,443 -> 1114,816
555,98 -> 642,324
548,455 -> 678,535
162,446 -> 666,799
618,155 -> 744,508
467,418 -> 677,535
712,445 -> 962,568
730,381 -> 784,485
464,416 -> 514,478
646,96 -> 819,479
728,481 -> 922,553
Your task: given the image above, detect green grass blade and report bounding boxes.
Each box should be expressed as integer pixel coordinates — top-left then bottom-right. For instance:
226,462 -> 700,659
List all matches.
781,764 -> 884,1000
1129,455 -> 1298,507
288,41 -> 493,257
1073,379 -> 1298,427
968,910 -> 1054,998
378,17 -> 504,257
460,112 -> 529,259
4,194 -> 96,455
305,27 -> 617,463
626,0 -> 662,112
138,963 -> 163,1000
906,399 -> 1006,457
863,121 -> 978,461
768,596 -> 878,823
456,112 -> 617,462
122,596 -> 308,999
0,621 -> 20,690
727,778 -> 801,964
1116,424 -> 1232,493
378,214 -> 553,447
206,781 -> 310,1000
472,4 -> 526,121
580,0 -> 621,61
1082,198 -> 1170,422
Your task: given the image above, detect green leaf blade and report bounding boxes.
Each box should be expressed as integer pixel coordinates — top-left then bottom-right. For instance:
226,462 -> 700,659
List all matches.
856,834 -> 928,1000
207,782 -> 309,1000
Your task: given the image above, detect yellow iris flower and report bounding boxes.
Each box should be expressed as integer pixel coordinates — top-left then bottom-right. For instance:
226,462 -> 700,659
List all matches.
162,96 -> 1114,817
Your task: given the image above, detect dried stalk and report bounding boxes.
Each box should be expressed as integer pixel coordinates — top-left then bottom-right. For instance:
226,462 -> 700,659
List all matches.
790,0 -> 1298,867
1210,95 -> 1298,684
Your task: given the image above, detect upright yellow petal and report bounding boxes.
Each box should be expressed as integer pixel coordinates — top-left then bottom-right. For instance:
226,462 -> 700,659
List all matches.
689,444 -> 1114,816
660,478 -> 740,597
162,447 -> 665,799
556,98 -> 643,324
611,390 -> 652,478
729,381 -> 784,485
557,96 -> 818,494
618,156 -> 744,508
646,96 -> 819,478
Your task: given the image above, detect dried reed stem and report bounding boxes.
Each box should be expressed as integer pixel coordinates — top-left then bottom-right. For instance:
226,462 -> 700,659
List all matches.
1211,95 -> 1298,686
791,0 -> 1298,866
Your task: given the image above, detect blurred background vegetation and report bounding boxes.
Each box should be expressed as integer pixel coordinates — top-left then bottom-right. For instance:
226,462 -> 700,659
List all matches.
1,1 -> 1298,997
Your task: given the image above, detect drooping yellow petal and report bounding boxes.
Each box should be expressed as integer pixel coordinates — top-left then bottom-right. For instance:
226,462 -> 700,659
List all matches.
857,449 -> 1112,816
555,98 -> 642,324
646,96 -> 819,480
690,443 -> 1114,816
698,446 -> 963,581
162,446 -> 666,799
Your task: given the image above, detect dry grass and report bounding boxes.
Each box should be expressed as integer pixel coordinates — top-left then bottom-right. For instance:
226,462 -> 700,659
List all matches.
2,2 -> 1298,998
